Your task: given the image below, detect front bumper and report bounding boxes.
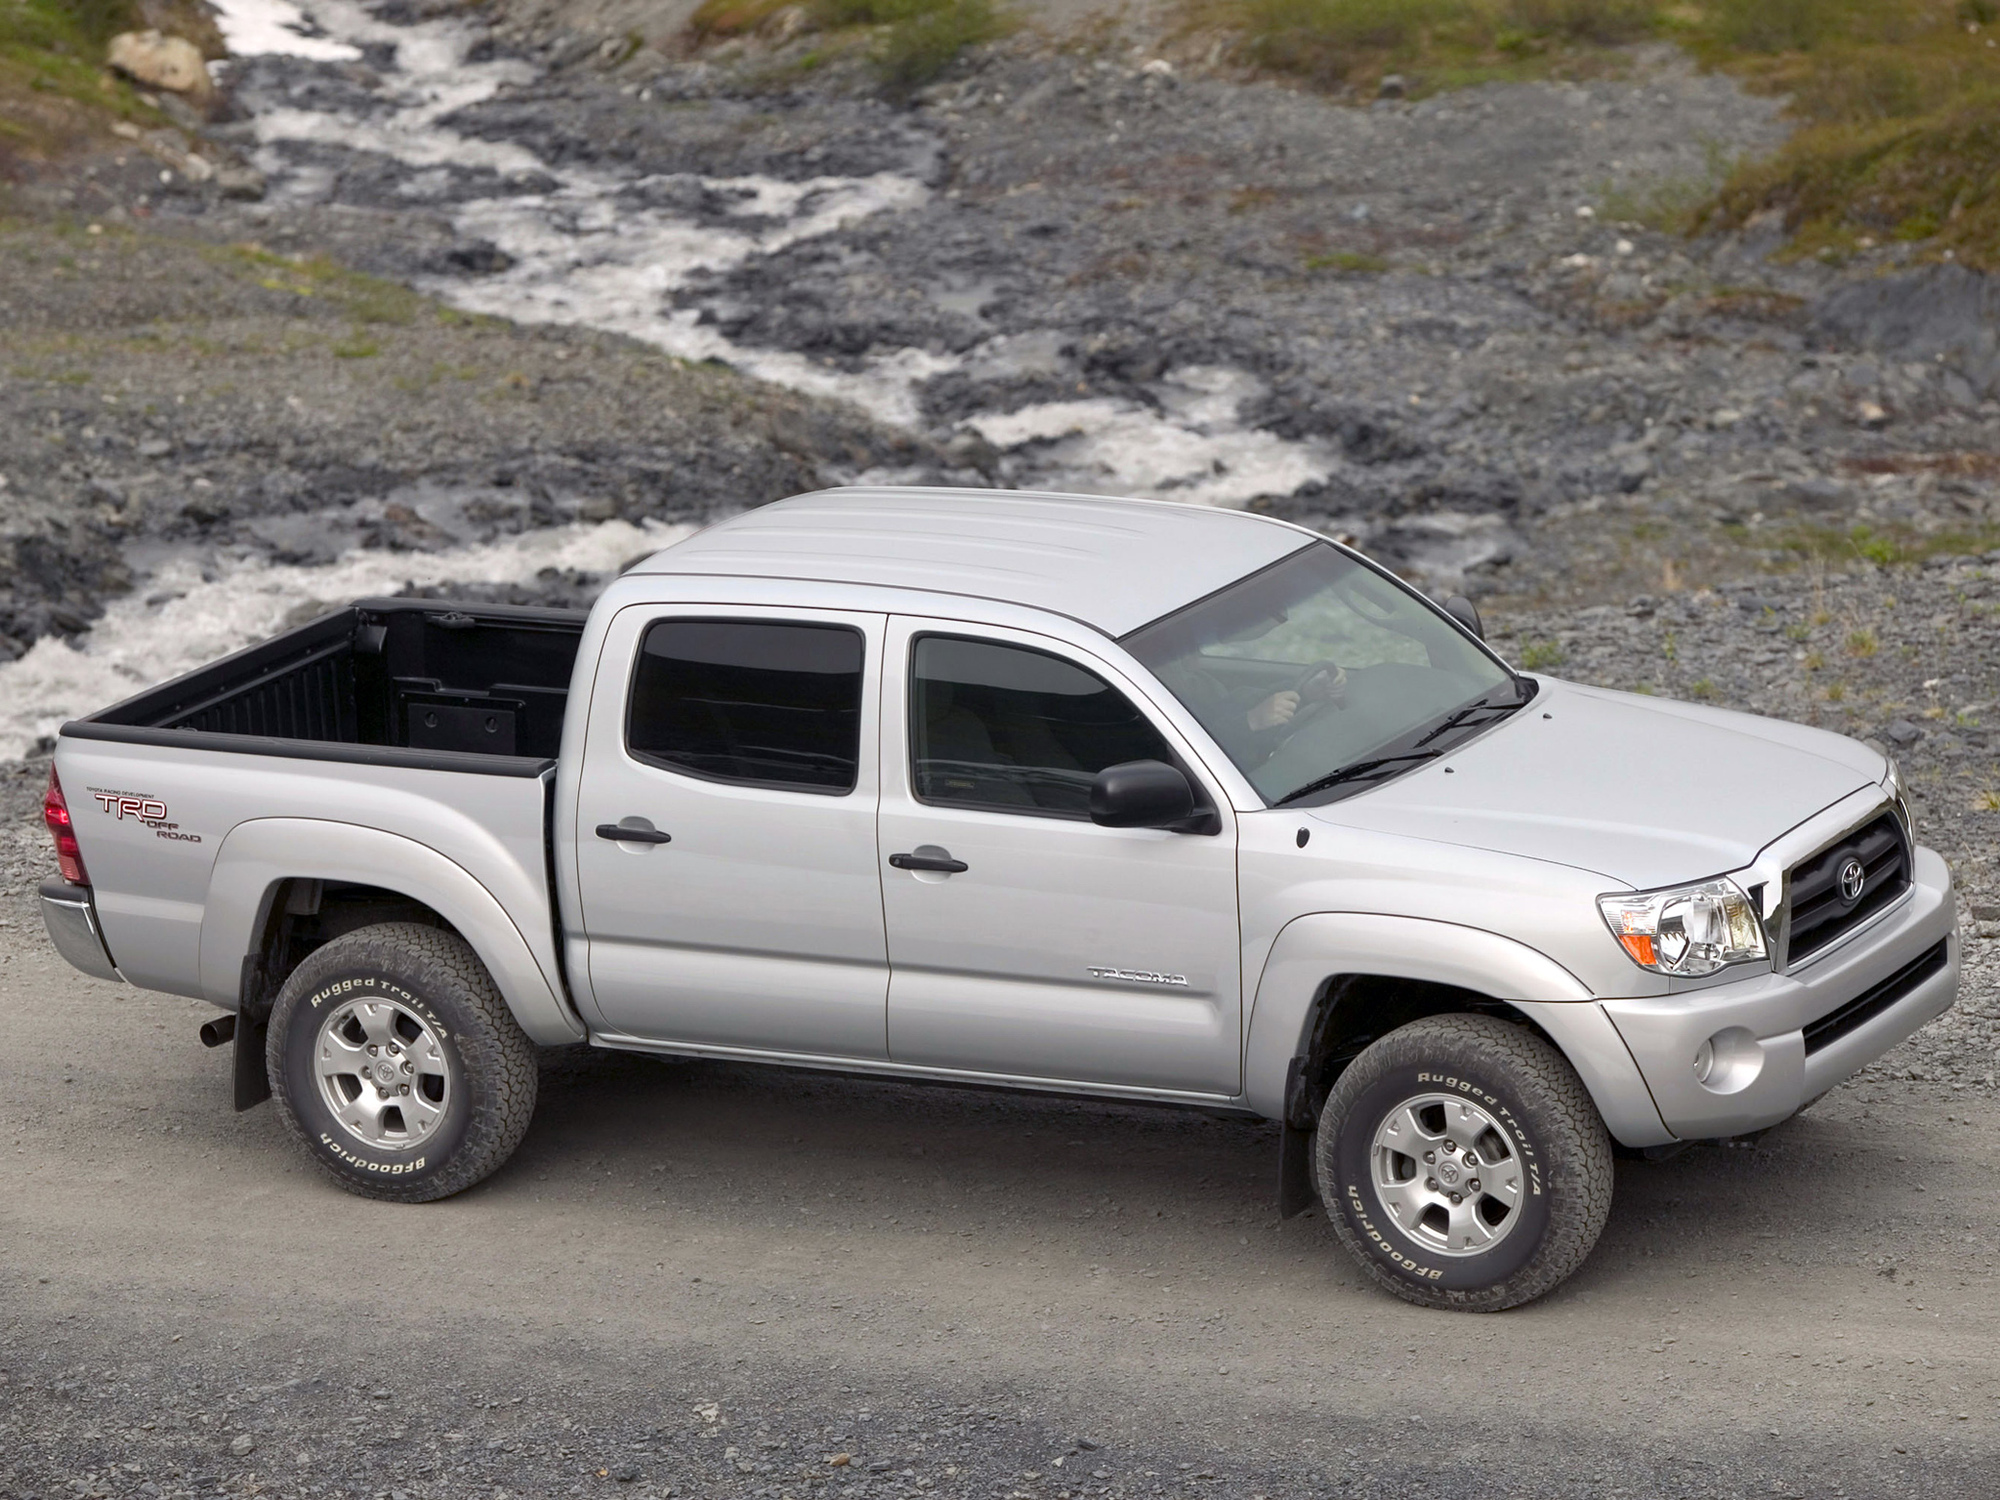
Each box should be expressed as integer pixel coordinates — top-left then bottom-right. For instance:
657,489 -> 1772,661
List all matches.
1600,845 -> 1957,1140
38,879 -> 123,984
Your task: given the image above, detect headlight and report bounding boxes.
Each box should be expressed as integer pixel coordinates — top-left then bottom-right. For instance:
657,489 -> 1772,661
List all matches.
1883,754 -> 1905,809
1598,878 -> 1767,977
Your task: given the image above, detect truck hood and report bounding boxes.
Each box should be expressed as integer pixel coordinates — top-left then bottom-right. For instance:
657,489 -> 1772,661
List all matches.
1319,678 -> 1886,890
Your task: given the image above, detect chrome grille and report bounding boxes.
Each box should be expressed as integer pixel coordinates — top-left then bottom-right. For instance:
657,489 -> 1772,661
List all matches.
1787,811 -> 1909,966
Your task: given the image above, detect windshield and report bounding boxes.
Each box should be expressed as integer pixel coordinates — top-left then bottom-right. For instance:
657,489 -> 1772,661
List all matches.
1123,543 -> 1523,806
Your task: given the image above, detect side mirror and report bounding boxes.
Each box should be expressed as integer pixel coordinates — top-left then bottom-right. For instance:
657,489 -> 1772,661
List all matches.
1090,760 -> 1196,830
1444,594 -> 1484,640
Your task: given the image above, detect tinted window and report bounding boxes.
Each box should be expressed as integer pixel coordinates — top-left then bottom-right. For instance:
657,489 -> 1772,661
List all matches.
629,620 -> 863,792
911,636 -> 1174,816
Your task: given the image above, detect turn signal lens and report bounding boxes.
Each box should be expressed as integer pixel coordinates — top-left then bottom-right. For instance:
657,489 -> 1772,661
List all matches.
43,766 -> 88,886
1598,877 -> 1766,977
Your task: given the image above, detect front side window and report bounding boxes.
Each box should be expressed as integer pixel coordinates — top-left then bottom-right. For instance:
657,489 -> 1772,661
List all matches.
1124,543 -> 1525,806
911,636 -> 1174,816
628,619 -> 863,792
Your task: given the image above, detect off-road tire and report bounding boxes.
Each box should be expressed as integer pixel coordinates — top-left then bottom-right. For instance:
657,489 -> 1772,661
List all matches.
1317,1012 -> 1612,1312
267,923 -> 537,1203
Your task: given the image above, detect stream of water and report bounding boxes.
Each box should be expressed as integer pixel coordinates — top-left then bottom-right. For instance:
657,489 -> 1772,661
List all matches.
0,0 -> 1338,756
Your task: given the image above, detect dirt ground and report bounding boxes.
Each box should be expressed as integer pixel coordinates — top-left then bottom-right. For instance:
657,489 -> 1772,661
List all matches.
2,893 -> 1996,1499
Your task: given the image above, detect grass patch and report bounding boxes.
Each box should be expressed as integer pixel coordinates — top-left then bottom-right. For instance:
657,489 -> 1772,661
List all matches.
689,0 -> 1006,93
1678,1 -> 2000,269
1768,518 -> 2000,569
1196,1 -> 2000,268
1198,0 -> 1655,94
1518,637 -> 1565,668
210,243 -> 424,325
1304,248 -> 1392,272
0,0 -> 220,166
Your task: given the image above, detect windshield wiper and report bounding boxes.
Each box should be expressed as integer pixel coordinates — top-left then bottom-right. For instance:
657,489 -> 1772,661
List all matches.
1275,751 -> 1442,807
1411,695 -> 1523,748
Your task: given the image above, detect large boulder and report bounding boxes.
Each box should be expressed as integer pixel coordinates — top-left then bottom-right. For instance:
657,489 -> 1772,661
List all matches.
106,30 -> 211,97
1811,263 -> 2000,397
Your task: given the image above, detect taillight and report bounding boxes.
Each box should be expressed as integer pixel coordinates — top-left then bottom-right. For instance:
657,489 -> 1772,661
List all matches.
44,766 -> 88,886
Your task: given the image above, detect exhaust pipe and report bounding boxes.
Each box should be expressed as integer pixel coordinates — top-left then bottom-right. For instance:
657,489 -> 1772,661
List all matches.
199,1015 -> 237,1049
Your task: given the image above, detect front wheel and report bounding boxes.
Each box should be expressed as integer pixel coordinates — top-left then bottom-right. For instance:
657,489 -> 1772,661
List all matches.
1317,1013 -> 1612,1311
267,923 -> 538,1202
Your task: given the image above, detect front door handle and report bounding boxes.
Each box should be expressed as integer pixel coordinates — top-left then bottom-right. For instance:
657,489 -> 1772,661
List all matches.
888,850 -> 968,874
597,823 -> 672,845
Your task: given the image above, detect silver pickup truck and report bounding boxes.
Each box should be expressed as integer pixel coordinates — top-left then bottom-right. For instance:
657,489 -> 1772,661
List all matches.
40,487 -> 1957,1310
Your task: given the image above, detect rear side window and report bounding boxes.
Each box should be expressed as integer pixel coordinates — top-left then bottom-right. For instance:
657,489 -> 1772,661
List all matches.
911,635 -> 1174,816
628,619 -> 863,793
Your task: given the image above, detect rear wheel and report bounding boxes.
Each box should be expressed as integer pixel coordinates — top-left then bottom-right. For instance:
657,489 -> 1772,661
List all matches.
267,923 -> 537,1202
1317,1013 -> 1612,1311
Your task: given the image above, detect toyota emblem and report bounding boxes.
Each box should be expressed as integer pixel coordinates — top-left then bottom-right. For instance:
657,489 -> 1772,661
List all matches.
1838,857 -> 1867,904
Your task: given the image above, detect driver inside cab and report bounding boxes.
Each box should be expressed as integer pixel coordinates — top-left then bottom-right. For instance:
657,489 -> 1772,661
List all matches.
1155,653 -> 1348,769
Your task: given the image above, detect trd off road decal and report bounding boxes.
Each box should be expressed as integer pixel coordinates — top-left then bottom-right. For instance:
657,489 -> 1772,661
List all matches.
86,787 -> 202,844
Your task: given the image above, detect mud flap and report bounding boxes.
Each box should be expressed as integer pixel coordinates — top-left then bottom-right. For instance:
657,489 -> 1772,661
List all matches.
1278,1053 -> 1319,1218
233,954 -> 272,1112
234,1014 -> 271,1111
1278,1123 -> 1316,1218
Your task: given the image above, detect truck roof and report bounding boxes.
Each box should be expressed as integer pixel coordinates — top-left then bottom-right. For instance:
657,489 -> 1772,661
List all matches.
629,487 -> 1313,636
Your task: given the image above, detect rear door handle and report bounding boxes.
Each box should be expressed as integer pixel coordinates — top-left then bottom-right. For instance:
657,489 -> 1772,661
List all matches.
597,823 -> 672,845
889,851 -> 968,873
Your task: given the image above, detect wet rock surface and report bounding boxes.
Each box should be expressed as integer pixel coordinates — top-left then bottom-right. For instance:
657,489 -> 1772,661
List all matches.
0,220 -> 927,684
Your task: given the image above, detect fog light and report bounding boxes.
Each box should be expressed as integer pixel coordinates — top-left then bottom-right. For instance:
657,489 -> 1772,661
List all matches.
1693,1027 -> 1763,1095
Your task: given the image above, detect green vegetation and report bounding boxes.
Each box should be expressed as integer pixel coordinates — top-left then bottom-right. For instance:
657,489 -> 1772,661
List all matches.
1304,248 -> 1393,272
1201,0 -> 1654,94
1692,2 -> 2000,267
1199,1 -> 2000,269
209,244 -> 426,326
0,0 -> 217,167
688,0 -> 1006,93
1,0 -> 140,161
1518,637 -> 1565,668
1766,518 -> 2000,569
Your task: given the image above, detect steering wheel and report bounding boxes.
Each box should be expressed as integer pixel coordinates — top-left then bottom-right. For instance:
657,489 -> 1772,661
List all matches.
1280,660 -> 1347,737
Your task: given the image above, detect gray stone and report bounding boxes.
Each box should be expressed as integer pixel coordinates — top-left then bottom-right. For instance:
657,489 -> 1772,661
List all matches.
1615,453 -> 1652,493
216,164 -> 267,201
1884,719 -> 1924,746
1811,265 -> 2000,396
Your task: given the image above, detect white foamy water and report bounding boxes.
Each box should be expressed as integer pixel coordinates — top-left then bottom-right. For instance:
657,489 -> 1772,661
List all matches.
221,0 -> 1338,484
0,520 -> 690,762
210,0 -> 361,61
962,366 -> 1329,508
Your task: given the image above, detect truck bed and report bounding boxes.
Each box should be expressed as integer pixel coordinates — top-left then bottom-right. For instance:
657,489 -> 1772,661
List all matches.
65,598 -> 587,774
